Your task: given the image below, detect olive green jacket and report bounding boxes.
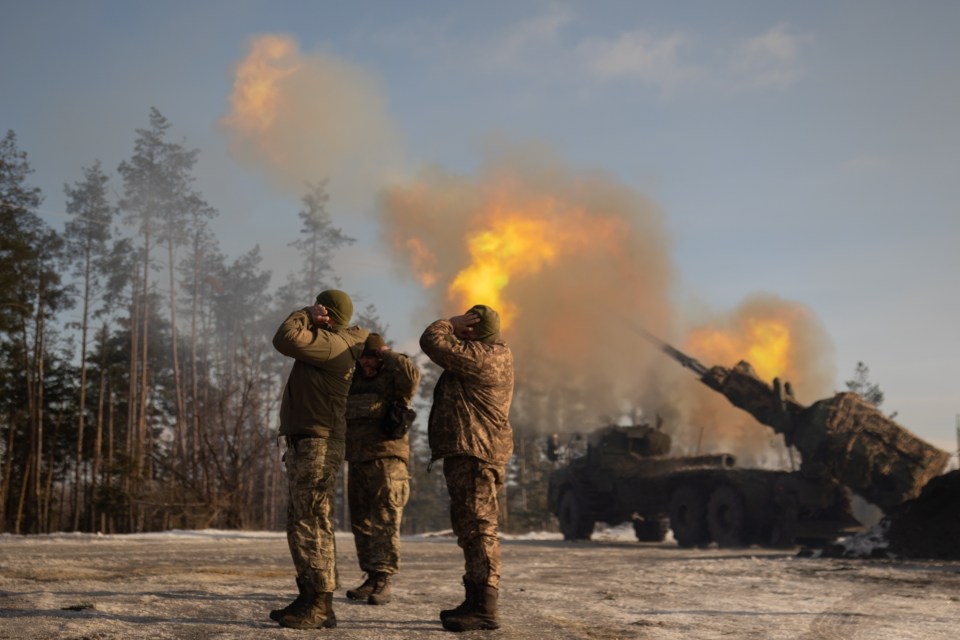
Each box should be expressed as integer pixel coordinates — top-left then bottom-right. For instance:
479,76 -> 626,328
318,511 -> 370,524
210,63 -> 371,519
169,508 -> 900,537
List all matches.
419,318 -> 514,466
273,308 -> 369,440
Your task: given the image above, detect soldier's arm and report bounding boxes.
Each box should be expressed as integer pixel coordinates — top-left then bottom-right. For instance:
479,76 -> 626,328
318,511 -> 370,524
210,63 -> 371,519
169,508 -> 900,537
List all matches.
419,319 -> 486,378
391,352 -> 421,403
272,308 -> 342,366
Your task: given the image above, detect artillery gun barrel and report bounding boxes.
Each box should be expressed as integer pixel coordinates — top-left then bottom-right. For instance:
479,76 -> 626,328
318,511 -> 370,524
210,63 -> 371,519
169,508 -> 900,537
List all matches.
633,326 -> 950,511
631,324 -> 710,377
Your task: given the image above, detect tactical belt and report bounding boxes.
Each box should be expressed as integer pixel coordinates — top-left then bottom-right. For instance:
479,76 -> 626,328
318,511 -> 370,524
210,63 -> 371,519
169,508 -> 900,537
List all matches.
285,434 -> 318,450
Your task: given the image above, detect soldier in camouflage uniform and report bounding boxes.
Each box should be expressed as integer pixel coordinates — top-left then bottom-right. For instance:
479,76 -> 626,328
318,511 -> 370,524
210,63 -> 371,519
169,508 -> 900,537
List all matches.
269,290 -> 368,630
419,304 -> 514,632
344,333 -> 421,605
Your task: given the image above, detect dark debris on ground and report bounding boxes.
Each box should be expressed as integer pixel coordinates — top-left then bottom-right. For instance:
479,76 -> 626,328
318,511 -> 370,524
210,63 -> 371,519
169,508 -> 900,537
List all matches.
824,469 -> 960,560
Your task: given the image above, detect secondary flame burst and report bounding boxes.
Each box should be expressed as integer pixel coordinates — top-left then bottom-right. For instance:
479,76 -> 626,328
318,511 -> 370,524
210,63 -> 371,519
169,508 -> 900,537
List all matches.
220,33 -> 402,199
686,318 -> 793,382
221,35 -> 299,136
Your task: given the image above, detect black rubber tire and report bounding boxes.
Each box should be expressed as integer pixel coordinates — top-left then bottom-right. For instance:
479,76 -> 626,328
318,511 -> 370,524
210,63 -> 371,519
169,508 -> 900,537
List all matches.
558,491 -> 594,541
669,486 -> 709,548
633,518 -> 669,542
707,485 -> 747,548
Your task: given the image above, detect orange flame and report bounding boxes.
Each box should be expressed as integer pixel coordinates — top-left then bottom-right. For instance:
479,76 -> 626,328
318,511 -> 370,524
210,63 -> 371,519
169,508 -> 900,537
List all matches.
446,195 -> 622,327
687,317 -> 793,382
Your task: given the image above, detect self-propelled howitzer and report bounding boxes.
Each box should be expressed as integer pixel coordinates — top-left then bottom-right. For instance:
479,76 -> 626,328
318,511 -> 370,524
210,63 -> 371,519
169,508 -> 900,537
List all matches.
643,333 -> 950,512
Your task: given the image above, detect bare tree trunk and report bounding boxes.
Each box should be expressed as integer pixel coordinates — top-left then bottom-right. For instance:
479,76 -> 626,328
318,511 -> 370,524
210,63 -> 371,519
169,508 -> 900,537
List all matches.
189,238 -> 201,489
107,387 -> 115,534
200,295 -> 213,511
0,408 -> 17,533
89,323 -> 107,532
126,281 -> 139,533
138,226 -> 150,486
44,411 -> 63,532
34,284 -> 47,531
136,227 -> 151,532
14,456 -> 31,535
20,313 -> 37,533
32,277 -> 46,534
167,237 -> 186,476
73,248 -> 93,531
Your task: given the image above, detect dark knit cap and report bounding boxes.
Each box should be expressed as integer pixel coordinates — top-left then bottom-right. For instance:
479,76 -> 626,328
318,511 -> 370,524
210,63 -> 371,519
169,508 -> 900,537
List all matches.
315,289 -> 353,329
362,333 -> 386,357
467,304 -> 501,344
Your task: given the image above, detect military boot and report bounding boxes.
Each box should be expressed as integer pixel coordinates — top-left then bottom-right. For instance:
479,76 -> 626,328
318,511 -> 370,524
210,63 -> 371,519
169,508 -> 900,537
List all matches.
279,591 -> 337,630
367,573 -> 392,605
440,577 -> 476,622
269,576 -> 310,622
346,573 -> 376,601
441,582 -> 499,632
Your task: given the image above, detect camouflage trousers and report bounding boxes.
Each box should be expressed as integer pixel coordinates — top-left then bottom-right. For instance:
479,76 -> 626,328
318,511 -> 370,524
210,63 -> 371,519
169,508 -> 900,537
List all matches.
284,436 -> 345,593
443,456 -> 505,589
347,457 -> 410,575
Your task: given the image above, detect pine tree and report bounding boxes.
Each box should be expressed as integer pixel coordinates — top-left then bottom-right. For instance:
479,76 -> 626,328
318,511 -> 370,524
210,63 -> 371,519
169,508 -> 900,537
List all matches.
0,130 -> 72,532
275,181 -> 354,311
63,161 -> 116,530
118,108 -> 213,522
845,362 -> 885,407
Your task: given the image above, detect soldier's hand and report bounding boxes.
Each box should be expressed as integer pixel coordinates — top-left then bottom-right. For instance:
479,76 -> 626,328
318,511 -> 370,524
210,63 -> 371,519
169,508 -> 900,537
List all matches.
308,303 -> 331,328
449,312 -> 480,339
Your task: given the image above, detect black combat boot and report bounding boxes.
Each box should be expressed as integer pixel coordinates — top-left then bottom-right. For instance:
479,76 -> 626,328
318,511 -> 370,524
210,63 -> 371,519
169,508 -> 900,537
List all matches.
279,591 -> 337,629
269,577 -> 310,622
367,572 -> 393,605
440,577 -> 475,622
346,573 -> 377,601
441,582 -> 499,632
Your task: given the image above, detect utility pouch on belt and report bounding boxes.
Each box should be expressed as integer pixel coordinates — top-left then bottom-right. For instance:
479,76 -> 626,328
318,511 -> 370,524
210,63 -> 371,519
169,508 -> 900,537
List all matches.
382,400 -> 416,439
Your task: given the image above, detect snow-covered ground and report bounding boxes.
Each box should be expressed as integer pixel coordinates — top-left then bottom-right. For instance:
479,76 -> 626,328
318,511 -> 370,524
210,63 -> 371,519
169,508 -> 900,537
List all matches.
1,526 -> 957,639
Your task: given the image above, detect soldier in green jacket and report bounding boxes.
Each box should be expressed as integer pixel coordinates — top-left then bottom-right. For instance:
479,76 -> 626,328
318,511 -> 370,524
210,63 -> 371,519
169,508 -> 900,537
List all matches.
269,289 -> 368,630
343,333 -> 421,605
419,304 -> 514,632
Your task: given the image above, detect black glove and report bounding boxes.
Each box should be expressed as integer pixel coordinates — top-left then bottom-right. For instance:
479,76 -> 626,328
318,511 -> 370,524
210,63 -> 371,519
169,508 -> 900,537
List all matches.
381,400 -> 416,439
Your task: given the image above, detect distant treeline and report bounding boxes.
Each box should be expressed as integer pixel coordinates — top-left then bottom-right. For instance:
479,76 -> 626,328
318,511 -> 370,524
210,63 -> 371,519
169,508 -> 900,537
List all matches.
0,110 -> 567,536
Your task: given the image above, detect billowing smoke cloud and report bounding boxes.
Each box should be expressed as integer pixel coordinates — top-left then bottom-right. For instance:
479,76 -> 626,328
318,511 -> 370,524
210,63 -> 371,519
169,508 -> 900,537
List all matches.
379,144 -> 679,430
220,34 -> 403,202
378,144 -> 836,463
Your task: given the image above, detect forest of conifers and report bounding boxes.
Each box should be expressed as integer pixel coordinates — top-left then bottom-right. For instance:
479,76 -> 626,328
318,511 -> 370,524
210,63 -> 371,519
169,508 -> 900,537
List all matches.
0,109 -> 565,537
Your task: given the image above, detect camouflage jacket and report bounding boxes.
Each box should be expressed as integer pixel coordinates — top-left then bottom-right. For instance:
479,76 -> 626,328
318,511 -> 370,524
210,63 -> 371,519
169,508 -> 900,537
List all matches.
345,350 -> 421,464
273,308 -> 369,440
419,319 -> 514,466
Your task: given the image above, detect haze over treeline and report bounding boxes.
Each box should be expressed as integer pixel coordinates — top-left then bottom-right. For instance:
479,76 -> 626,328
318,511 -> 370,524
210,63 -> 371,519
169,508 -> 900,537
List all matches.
0,113 -> 594,536
1,115 -> 337,535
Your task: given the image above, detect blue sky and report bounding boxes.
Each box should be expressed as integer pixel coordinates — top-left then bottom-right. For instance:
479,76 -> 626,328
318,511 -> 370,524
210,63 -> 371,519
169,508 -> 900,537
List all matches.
3,1 -> 958,454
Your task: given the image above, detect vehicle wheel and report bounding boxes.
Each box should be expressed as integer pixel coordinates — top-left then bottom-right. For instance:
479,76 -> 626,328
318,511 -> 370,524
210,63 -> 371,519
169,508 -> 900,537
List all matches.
558,491 -> 594,541
707,485 -> 747,547
669,486 -> 708,548
633,517 -> 669,542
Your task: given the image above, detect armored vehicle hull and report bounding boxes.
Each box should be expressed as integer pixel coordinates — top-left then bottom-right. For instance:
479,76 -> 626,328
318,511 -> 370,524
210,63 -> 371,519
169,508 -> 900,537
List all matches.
547,424 -> 862,548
